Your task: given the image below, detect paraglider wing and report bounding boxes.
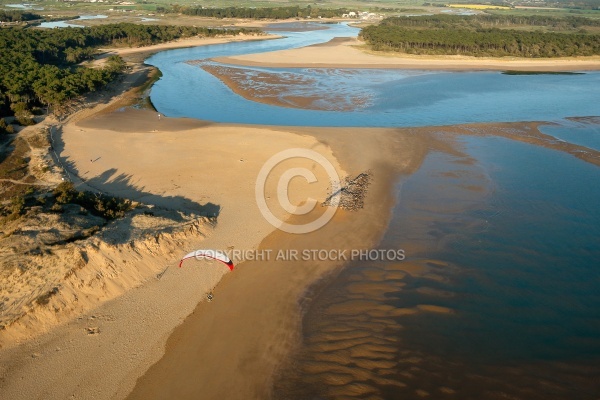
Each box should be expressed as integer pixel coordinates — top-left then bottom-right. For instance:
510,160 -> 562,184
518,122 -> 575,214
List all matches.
179,250 -> 234,271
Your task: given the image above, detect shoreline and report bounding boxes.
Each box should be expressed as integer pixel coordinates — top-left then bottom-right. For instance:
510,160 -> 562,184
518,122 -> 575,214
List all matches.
215,37 -> 600,71
96,33 -> 281,64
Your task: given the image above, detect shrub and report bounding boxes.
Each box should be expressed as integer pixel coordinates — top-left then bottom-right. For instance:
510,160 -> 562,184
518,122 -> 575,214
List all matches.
53,181 -> 76,204
10,195 -> 25,215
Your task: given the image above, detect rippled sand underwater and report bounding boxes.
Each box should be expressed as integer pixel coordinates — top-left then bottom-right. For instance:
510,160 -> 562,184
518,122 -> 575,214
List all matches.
274,122 -> 600,399
200,64 -> 404,111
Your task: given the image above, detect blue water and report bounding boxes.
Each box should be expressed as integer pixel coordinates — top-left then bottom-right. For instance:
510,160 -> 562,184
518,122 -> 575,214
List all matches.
146,22 -> 600,127
276,135 -> 600,399
38,15 -> 107,29
389,136 -> 600,362
6,3 -> 43,9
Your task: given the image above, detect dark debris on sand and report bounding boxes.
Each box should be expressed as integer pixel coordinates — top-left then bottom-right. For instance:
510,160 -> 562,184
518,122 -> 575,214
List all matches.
323,171 -> 372,211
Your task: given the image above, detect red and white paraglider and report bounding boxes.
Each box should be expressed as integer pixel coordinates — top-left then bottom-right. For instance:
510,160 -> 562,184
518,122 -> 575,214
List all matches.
178,249 -> 234,271
156,249 -> 234,285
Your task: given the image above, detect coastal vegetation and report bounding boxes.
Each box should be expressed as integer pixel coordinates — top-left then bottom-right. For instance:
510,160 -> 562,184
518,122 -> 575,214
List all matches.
360,15 -> 600,57
0,124 -> 134,228
0,21 -> 256,119
368,14 -> 600,30
0,180 -> 134,225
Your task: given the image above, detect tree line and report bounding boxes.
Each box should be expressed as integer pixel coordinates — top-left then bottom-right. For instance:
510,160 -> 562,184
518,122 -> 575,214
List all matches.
0,23 -> 256,121
169,5 -> 351,19
360,15 -> 600,57
376,14 -> 600,30
0,10 -> 42,22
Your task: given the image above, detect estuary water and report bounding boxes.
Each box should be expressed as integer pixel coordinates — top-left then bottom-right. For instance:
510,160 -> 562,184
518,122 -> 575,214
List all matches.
146,23 -> 600,127
38,14 -> 107,29
274,129 -> 600,399
146,22 -> 600,399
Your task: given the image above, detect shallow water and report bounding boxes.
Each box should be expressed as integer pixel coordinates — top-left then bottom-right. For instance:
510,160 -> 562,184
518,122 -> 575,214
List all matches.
6,3 -> 42,9
539,119 -> 600,152
38,14 -> 107,29
275,134 -> 600,399
146,23 -> 600,127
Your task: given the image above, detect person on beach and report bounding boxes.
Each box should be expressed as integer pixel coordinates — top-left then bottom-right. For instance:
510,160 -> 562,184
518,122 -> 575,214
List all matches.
157,113 -> 161,120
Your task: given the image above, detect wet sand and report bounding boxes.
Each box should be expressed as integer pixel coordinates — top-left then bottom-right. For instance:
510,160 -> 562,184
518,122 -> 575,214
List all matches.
126,121 -> 600,399
272,128 -> 600,399
201,64 -> 371,111
124,125 -> 432,399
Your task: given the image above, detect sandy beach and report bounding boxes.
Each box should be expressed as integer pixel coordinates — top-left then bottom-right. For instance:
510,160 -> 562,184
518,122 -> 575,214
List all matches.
96,33 -> 279,64
124,123 -> 436,399
216,37 -> 600,71
0,97 -> 355,397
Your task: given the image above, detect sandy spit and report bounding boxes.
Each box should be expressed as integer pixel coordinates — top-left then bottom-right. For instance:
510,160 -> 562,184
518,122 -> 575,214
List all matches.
98,33 -> 280,62
215,37 -> 600,71
124,123 -> 433,399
